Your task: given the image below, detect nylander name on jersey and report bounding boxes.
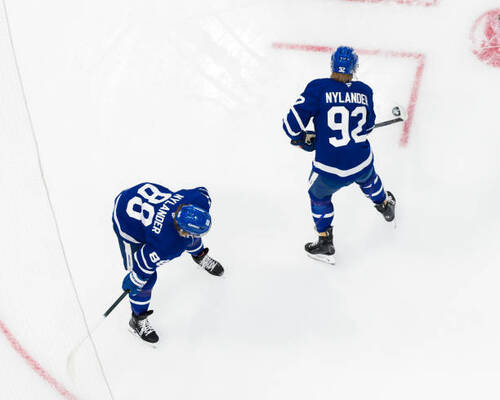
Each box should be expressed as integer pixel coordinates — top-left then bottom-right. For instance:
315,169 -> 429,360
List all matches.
113,183 -> 211,287
151,193 -> 184,235
283,78 -> 376,179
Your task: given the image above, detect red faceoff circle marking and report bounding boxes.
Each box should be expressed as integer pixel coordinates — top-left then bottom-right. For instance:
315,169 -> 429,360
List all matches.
471,8 -> 500,68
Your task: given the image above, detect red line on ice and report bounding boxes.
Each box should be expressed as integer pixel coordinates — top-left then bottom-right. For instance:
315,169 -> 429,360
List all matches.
403,54 -> 425,145
0,319 -> 79,400
272,42 -> 426,146
343,0 -> 438,6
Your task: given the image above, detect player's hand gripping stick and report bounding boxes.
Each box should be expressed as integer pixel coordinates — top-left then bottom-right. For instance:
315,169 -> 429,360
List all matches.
290,130 -> 316,151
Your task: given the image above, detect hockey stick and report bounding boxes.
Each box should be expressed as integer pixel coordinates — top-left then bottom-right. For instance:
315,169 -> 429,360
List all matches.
374,105 -> 407,128
373,116 -> 404,129
66,290 -> 130,381
290,105 -> 407,146
104,290 -> 130,317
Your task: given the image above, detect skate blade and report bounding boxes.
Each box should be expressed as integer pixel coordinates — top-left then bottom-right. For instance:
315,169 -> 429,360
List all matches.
306,252 -> 336,265
128,328 -> 158,349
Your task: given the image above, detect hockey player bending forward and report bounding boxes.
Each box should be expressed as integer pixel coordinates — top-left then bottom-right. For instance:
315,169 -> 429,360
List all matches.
112,182 -> 224,343
282,46 -> 396,264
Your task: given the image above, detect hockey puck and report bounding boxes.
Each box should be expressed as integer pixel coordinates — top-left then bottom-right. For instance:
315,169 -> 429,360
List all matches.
392,106 -> 401,117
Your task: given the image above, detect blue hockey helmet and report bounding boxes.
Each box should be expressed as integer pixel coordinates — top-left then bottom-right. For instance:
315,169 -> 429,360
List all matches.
175,204 -> 212,237
331,46 -> 358,75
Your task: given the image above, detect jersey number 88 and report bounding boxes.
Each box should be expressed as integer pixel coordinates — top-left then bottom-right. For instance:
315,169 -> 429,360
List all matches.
126,184 -> 171,227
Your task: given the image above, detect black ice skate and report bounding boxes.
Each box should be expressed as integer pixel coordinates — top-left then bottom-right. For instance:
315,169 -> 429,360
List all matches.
193,248 -> 224,276
129,310 -> 159,345
375,191 -> 396,222
305,226 -> 336,265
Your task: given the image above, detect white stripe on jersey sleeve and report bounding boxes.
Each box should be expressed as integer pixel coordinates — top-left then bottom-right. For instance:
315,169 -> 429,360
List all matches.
283,117 -> 301,137
140,247 -> 155,271
131,271 -> 146,286
290,106 -> 306,131
134,253 -> 155,275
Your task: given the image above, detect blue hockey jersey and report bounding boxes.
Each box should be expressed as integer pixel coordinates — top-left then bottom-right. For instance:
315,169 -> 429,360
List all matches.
112,182 -> 211,283
283,78 -> 376,178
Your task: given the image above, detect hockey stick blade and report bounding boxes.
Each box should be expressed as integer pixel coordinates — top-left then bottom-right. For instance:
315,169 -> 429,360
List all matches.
66,290 -> 130,382
66,316 -> 105,382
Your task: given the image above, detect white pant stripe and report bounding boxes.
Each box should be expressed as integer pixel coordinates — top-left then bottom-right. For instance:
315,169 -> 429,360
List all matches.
371,185 -> 384,197
312,212 -> 334,219
187,243 -> 203,254
129,298 -> 150,305
309,172 -> 319,188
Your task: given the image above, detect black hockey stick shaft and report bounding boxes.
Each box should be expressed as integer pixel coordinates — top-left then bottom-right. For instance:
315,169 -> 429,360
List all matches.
373,117 -> 403,129
103,289 -> 130,317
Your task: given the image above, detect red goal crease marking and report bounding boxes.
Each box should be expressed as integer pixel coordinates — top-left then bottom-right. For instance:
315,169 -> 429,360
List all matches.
0,319 -> 79,400
343,0 -> 438,6
272,42 -> 426,146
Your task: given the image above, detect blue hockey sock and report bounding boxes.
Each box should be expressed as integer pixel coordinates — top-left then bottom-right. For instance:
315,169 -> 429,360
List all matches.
129,272 -> 157,315
130,293 -> 151,315
310,197 -> 334,232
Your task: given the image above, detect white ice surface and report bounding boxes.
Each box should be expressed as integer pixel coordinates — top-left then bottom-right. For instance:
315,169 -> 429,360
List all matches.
1,0 -> 500,399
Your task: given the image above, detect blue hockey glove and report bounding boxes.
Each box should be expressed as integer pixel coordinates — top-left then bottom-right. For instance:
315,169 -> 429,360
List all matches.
290,131 -> 316,152
122,272 -> 144,296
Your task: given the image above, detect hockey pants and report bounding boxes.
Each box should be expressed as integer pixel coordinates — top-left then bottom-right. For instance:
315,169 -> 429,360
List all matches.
308,165 -> 387,233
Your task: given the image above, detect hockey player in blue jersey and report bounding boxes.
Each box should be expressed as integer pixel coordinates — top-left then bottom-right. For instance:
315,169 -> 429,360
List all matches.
112,182 -> 224,343
282,46 -> 396,264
